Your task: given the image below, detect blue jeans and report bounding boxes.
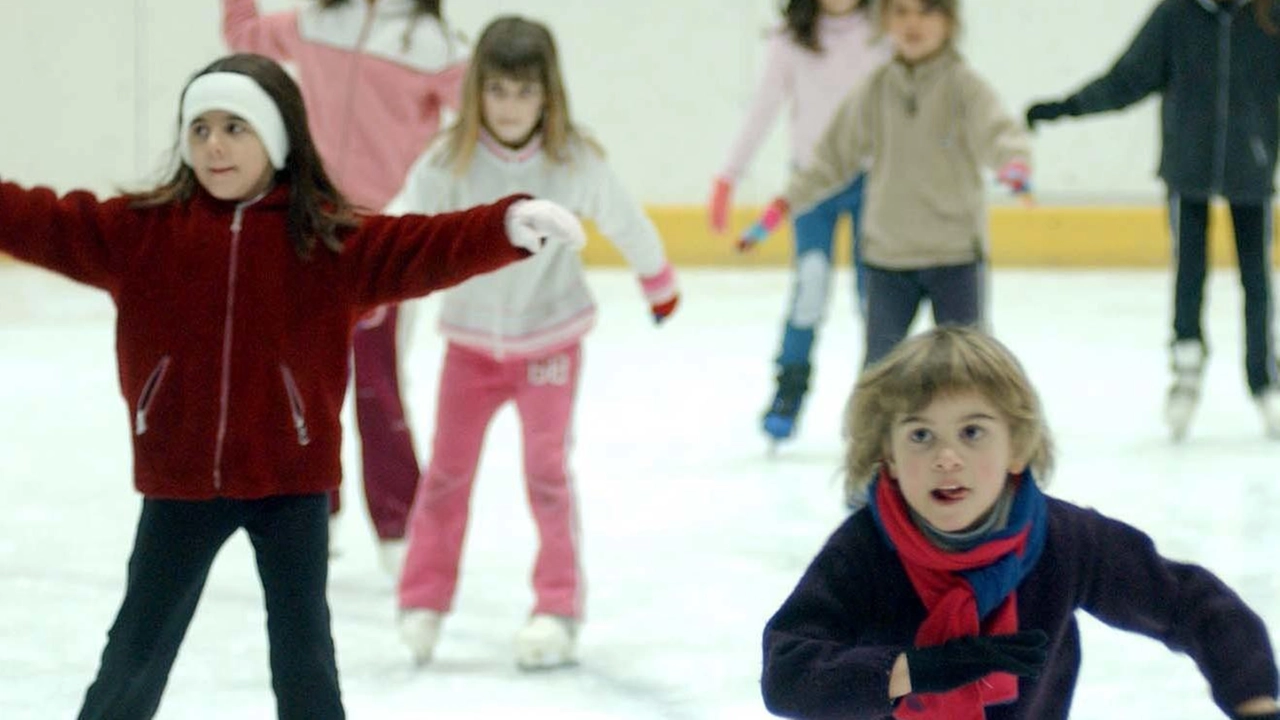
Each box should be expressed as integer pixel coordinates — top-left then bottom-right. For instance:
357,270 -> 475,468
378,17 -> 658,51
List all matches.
775,174 -> 866,368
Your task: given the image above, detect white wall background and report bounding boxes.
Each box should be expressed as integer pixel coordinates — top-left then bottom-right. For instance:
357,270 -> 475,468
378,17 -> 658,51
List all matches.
0,0 -> 1168,205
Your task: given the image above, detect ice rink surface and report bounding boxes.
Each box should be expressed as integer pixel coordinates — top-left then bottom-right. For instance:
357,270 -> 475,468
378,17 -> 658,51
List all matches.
2,262 -> 1277,719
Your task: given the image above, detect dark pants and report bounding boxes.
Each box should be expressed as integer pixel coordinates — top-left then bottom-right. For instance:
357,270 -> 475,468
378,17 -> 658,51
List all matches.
863,262 -> 985,368
330,303 -> 421,540
1169,194 -> 1279,395
78,494 -> 343,720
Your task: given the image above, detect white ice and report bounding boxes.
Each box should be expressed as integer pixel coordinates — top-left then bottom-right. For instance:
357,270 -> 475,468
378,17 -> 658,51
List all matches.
2,262 -> 1277,719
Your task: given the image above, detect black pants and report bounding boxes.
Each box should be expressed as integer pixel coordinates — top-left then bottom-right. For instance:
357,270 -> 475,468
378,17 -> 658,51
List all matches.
1169,194 -> 1279,395
78,494 -> 343,720
862,262 -> 985,368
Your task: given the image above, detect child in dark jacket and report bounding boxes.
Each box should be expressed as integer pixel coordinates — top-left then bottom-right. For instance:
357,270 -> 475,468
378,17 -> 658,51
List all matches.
761,326 -> 1279,719
1025,0 -> 1280,442
0,53 -> 583,720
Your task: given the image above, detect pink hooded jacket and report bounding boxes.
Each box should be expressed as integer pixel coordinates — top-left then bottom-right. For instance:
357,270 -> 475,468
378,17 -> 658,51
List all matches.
222,0 -> 468,210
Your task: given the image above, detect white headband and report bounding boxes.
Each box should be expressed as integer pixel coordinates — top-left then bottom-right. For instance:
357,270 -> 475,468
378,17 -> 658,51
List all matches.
179,72 -> 290,170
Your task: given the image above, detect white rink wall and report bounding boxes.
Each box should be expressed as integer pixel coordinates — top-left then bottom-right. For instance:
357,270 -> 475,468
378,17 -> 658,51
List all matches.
0,0 -> 1166,204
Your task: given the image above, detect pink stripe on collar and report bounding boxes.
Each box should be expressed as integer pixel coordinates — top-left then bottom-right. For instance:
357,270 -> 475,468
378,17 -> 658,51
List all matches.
479,129 -> 543,163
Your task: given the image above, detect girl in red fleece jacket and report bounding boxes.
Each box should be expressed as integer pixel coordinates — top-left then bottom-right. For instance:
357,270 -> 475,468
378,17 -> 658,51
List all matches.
0,52 -> 583,720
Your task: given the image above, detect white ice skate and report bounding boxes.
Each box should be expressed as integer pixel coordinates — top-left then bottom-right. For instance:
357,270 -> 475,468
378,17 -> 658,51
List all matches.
1257,387 -> 1280,440
398,609 -> 443,666
1164,340 -> 1205,442
377,538 -> 406,580
514,614 -> 578,671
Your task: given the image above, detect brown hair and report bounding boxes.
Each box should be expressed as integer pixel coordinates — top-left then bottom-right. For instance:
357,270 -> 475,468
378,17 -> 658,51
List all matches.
128,53 -> 357,259
781,0 -> 874,53
843,326 -> 1054,499
441,15 -> 596,174
316,0 -> 448,52
876,0 -> 961,36
1258,0 -> 1278,35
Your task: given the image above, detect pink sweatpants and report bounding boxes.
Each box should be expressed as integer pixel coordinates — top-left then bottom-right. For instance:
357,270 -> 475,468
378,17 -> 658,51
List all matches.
399,342 -> 583,619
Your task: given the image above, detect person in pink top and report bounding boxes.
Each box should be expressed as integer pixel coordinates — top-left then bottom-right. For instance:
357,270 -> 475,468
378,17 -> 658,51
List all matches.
710,0 -> 888,444
221,0 -> 468,574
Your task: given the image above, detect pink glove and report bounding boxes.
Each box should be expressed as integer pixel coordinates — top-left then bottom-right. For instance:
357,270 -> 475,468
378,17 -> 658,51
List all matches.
997,160 -> 1031,195
737,198 -> 789,252
708,177 -> 733,234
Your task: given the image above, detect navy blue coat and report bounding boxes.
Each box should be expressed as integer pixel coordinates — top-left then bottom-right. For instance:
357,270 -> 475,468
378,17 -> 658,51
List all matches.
761,497 -> 1278,719
1061,0 -> 1280,202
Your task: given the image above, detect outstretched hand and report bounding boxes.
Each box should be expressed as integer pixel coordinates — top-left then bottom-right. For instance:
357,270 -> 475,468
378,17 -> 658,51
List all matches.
904,630 -> 1049,695
1025,101 -> 1072,130
505,199 -> 587,253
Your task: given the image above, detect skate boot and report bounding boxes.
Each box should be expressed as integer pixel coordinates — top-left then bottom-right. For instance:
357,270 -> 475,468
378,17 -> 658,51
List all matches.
1164,339 -> 1206,442
514,614 -> 578,671
398,609 -> 443,666
377,537 -> 407,579
761,363 -> 811,442
1257,387 -> 1280,439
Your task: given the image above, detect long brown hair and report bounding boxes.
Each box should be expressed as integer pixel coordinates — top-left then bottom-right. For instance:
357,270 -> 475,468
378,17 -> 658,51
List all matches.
441,15 -> 593,174
782,0 -> 873,53
128,54 -> 357,259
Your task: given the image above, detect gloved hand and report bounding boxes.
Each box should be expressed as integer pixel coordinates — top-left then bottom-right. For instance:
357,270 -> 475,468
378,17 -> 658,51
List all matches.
904,630 -> 1049,695
997,159 -> 1031,195
506,199 -> 587,253
1025,99 -> 1076,130
708,177 -> 733,234
650,293 -> 679,324
737,197 -> 789,252
640,266 -> 679,324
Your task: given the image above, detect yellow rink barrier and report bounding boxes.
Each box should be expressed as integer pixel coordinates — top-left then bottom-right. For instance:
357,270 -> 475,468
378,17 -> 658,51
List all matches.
581,203 -> 1280,269
4,204 -> 1277,268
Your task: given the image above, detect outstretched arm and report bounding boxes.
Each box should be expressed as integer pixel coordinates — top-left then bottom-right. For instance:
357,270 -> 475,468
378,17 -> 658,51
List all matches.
221,0 -> 300,62
1026,2 -> 1170,128
0,179 -> 123,293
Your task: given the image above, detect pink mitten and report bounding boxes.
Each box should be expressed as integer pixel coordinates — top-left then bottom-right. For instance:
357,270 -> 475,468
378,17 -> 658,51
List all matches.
708,177 -> 733,234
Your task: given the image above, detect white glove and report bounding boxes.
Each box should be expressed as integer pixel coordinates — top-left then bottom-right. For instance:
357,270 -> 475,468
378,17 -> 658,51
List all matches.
505,199 -> 587,253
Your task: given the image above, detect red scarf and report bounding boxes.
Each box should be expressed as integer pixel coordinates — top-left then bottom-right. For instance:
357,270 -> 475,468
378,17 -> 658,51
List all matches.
873,474 -> 1030,720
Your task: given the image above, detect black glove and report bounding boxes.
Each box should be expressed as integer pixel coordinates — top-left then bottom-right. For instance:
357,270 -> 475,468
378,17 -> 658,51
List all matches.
1234,713 -> 1280,720
904,630 -> 1049,695
1025,100 -> 1076,130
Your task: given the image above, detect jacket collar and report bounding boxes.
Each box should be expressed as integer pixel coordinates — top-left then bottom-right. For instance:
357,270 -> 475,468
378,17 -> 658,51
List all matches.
887,45 -> 960,84
478,129 -> 543,164
1195,0 -> 1249,12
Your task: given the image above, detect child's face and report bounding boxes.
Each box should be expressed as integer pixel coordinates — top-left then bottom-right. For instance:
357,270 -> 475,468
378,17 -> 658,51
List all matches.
481,74 -> 546,148
186,111 -> 274,201
884,0 -> 953,64
884,391 -> 1026,533
819,0 -> 861,15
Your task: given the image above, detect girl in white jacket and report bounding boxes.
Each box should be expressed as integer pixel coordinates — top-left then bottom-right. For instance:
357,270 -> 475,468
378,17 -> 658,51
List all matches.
386,15 -> 679,671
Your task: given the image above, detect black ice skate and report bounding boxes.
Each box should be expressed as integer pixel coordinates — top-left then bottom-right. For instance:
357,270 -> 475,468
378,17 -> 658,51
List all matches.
762,363 -> 811,442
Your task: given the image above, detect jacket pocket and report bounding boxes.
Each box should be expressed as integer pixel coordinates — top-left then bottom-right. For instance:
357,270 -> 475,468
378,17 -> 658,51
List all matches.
135,356 -> 171,436
279,364 -> 311,446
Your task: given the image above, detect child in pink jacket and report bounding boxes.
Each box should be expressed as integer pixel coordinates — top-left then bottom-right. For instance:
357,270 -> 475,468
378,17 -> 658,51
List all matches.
221,0 -> 468,573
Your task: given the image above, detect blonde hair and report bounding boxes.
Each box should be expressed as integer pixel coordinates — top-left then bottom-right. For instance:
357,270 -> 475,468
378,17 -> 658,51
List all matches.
843,326 -> 1054,499
441,15 -> 597,174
